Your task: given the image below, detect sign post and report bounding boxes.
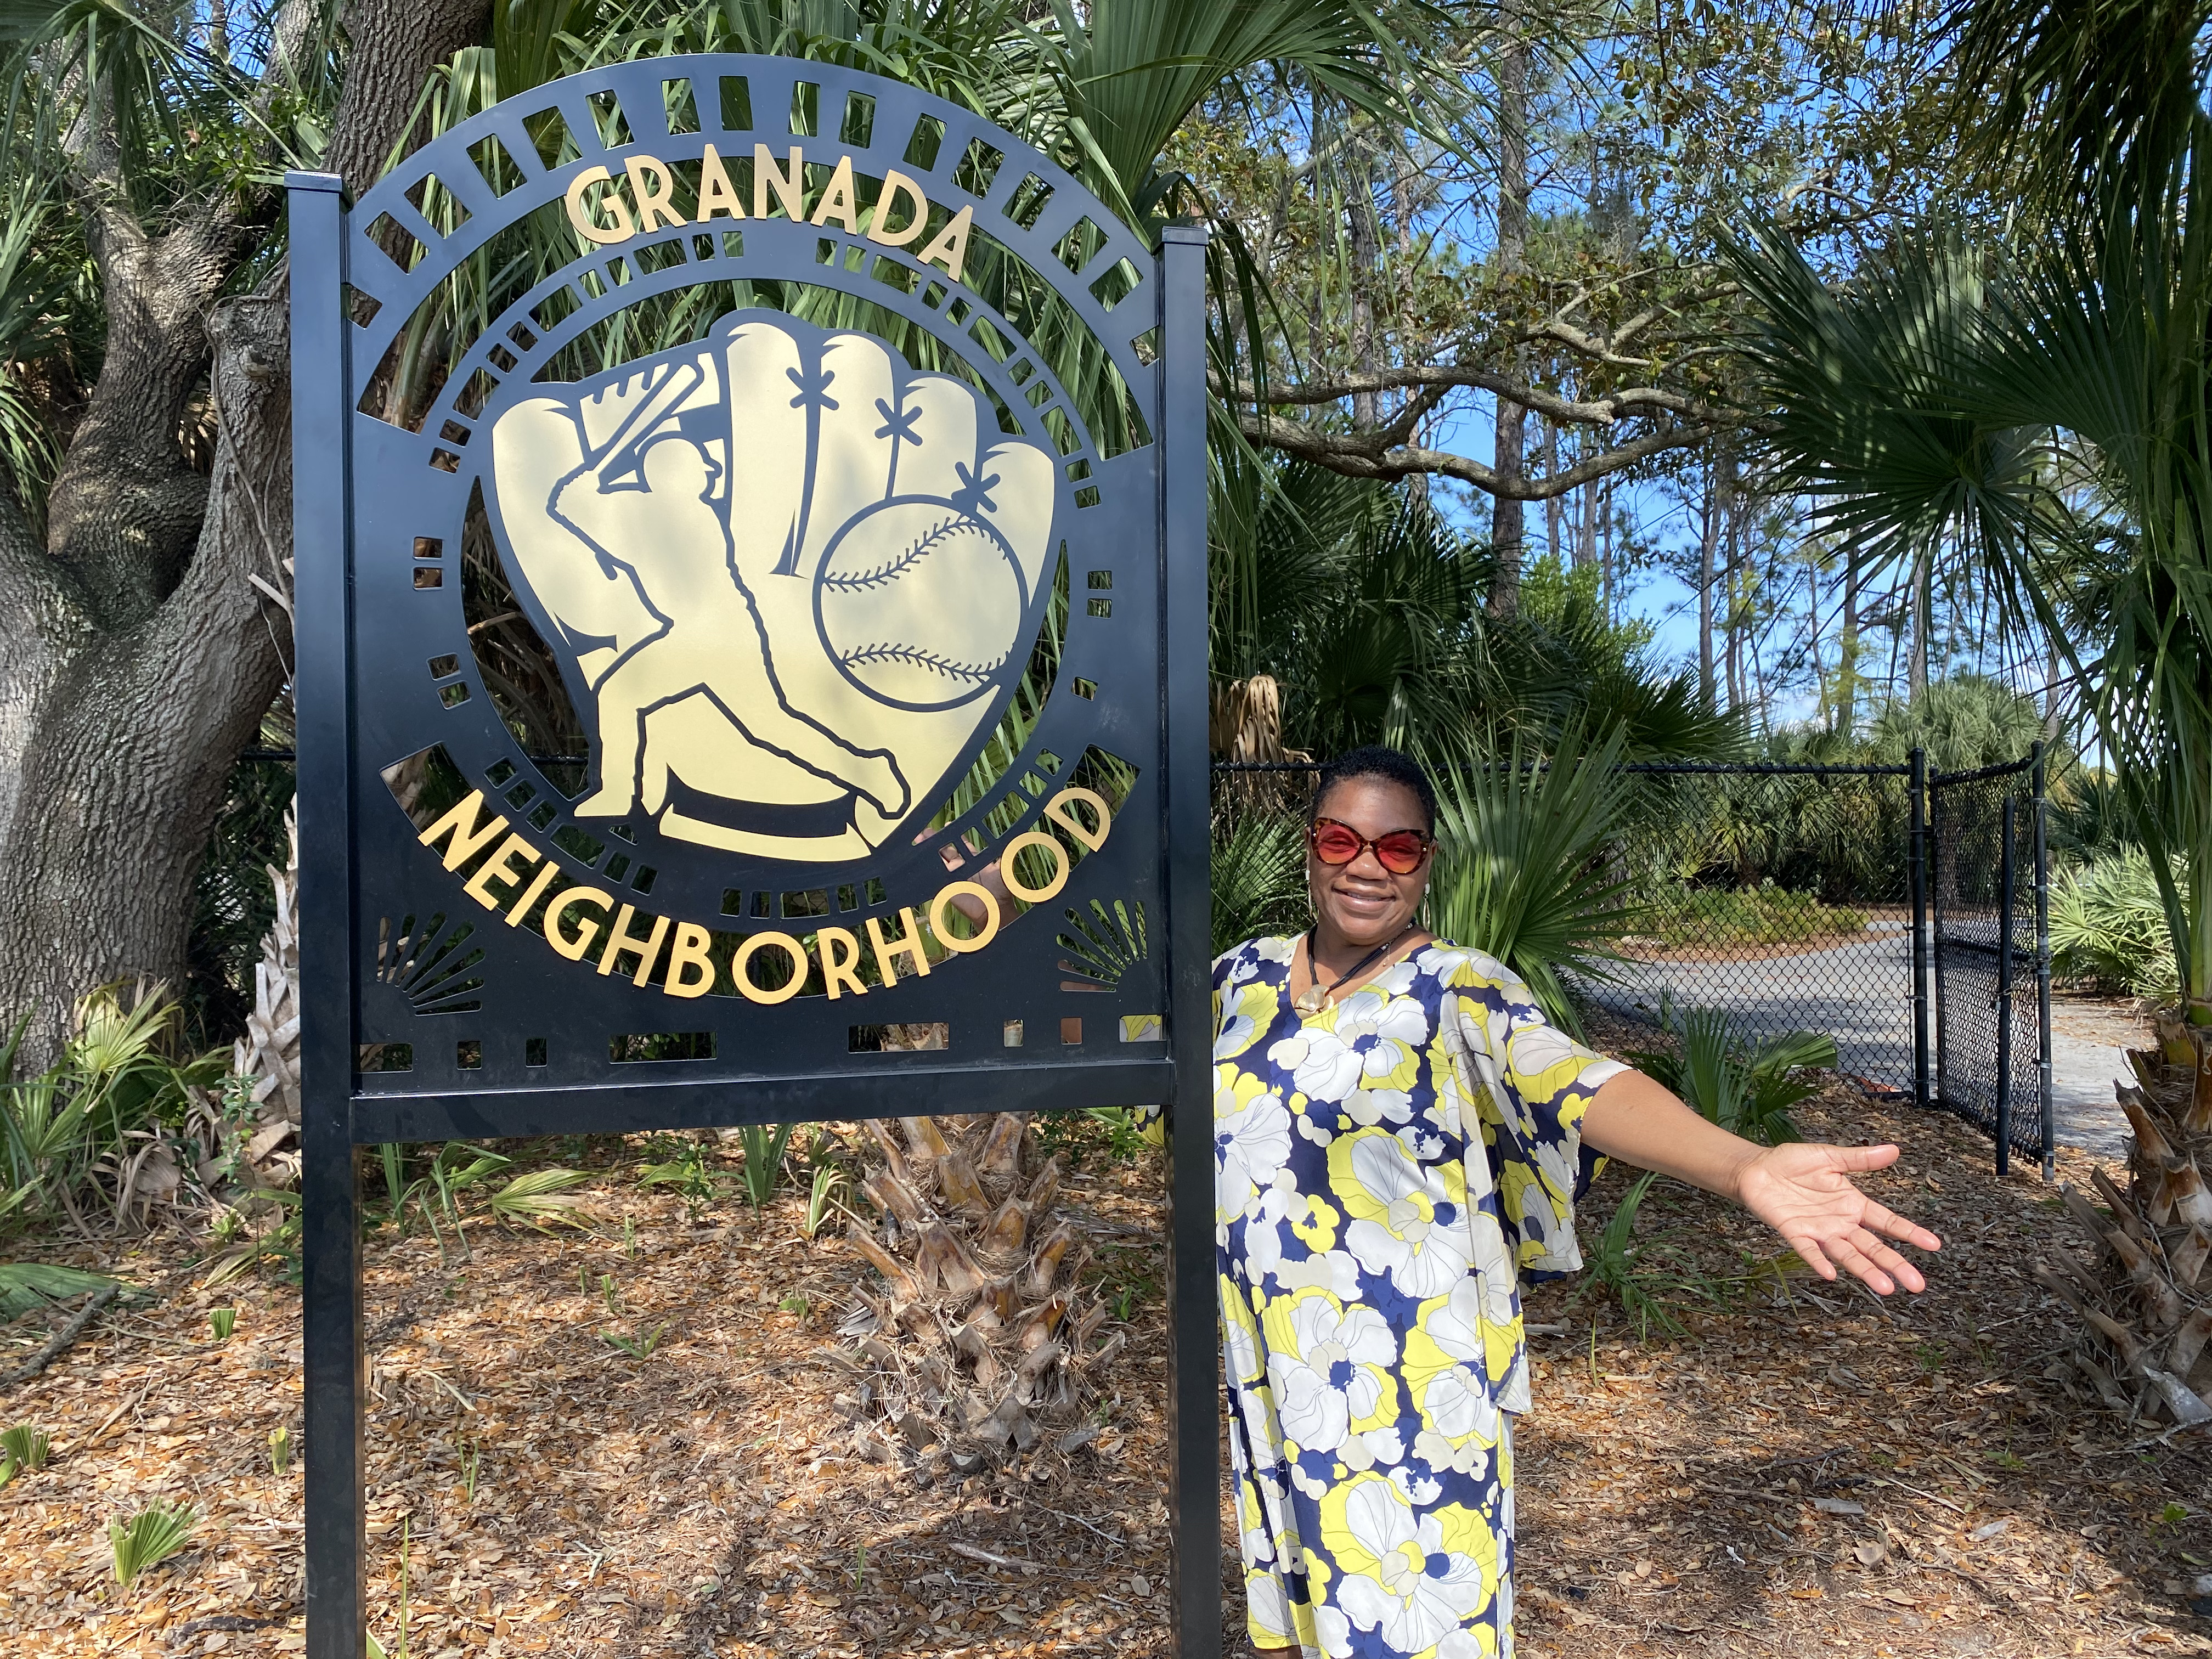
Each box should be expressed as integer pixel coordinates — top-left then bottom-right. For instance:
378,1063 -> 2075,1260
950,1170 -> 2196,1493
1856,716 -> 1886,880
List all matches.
288,54 -> 1215,1659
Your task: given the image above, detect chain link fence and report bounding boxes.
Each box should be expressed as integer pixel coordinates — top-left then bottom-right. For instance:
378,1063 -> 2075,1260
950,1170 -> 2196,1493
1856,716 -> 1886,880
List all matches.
1930,753 -> 2053,1176
1582,761 -> 1923,1096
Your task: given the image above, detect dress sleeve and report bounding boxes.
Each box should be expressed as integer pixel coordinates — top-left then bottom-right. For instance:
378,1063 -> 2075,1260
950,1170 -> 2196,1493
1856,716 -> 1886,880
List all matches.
1447,951 -> 1625,1282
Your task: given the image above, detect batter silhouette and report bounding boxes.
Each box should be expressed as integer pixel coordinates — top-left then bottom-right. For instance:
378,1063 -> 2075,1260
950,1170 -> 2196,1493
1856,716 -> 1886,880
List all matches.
541,369 -> 907,822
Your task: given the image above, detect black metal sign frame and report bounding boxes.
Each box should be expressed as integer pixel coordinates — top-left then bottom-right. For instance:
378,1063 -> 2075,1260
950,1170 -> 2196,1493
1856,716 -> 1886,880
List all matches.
289,54 -> 1215,1659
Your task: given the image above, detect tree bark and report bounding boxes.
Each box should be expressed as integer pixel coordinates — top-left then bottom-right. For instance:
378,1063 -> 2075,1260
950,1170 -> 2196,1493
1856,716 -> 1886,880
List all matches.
1486,26 -> 1530,621
1697,454 -> 1718,712
0,0 -> 489,1060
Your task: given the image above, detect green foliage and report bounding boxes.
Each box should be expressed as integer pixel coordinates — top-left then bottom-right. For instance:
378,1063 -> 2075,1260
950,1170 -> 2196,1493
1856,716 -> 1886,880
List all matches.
801,1161 -> 853,1239
1627,1002 -> 1835,1146
639,1138 -> 716,1218
2050,850 -> 2177,998
0,1260 -> 118,1318
109,1500 -> 196,1588
601,1321 -> 667,1359
0,1423 -> 49,1483
1034,1104 -> 1152,1166
1424,725 -> 1641,1035
0,983 -> 217,1234
487,1167 -> 593,1227
1730,38 -> 2212,1004
208,1307 -> 235,1341
736,1124 -> 795,1212
1649,882 -> 1868,949
268,1425 -> 291,1477
1209,811 -> 1308,956
1862,674 -> 2063,776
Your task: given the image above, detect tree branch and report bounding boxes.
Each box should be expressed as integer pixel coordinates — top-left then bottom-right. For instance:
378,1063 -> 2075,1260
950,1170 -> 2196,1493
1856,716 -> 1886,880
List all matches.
1217,366 -> 1731,428
1236,410 -> 1718,499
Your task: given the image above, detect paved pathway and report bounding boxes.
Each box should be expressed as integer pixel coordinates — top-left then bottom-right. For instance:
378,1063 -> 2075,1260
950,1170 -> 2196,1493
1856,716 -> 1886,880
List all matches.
1577,928 -> 2137,1161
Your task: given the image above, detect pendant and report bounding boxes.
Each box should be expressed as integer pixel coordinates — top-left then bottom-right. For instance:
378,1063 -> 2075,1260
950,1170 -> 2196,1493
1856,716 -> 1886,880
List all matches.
1294,986 -> 1327,1014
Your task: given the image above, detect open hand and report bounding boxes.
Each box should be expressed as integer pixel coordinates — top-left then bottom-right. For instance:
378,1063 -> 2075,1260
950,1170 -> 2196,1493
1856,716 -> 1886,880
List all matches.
1733,1141 -> 1941,1295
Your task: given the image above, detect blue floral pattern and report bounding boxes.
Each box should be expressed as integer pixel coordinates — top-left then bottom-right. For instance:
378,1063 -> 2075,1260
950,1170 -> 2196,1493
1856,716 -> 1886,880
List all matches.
1208,935 -> 1622,1657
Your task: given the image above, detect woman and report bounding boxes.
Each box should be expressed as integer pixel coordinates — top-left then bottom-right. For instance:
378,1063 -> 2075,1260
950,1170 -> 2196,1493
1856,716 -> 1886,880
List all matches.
1216,744 -> 1940,1658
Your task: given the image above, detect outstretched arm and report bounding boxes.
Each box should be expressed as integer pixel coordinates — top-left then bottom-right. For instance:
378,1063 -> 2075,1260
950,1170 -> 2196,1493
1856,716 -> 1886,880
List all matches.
1581,1069 -> 1942,1295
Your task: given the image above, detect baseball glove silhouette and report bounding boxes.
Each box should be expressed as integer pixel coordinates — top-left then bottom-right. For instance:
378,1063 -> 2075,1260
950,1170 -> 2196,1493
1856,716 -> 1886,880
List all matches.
486,311 -> 1059,861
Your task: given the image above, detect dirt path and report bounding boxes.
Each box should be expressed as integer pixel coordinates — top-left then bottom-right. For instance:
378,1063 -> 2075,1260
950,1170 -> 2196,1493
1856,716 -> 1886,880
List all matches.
0,1086 -> 2205,1657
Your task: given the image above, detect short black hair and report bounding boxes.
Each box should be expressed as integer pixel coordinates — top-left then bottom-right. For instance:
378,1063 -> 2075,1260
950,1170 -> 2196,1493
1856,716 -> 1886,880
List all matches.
1311,744 -> 1437,834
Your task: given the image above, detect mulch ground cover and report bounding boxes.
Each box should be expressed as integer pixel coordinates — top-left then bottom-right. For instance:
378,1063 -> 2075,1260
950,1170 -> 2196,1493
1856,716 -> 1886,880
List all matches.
2,1060 -> 2209,1657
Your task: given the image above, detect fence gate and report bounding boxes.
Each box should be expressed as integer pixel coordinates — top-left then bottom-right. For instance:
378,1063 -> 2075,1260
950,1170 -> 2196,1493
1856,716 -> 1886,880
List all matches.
1928,748 -> 2054,1177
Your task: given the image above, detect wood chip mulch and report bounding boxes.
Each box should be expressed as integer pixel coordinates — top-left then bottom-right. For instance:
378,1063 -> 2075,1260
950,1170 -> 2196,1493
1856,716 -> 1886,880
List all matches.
0,1079 -> 2208,1658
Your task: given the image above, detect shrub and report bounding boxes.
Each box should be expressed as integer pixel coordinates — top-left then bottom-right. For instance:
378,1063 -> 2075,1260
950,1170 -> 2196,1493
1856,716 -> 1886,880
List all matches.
1647,882 -> 1869,949
1627,1002 -> 1837,1146
2050,850 -> 2177,998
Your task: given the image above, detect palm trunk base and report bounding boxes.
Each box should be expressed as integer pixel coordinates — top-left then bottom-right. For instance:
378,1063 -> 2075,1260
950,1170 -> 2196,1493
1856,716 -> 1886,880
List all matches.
839,1077 -> 1110,1479
2045,1007 -> 2212,1426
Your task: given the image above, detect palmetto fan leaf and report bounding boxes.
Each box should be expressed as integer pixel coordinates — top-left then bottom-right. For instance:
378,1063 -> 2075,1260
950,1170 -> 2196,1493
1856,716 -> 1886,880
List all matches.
1424,724 -> 1641,1036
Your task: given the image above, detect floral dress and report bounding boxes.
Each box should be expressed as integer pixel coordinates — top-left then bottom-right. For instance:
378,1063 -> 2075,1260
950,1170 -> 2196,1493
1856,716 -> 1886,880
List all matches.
1210,935 -> 1622,1659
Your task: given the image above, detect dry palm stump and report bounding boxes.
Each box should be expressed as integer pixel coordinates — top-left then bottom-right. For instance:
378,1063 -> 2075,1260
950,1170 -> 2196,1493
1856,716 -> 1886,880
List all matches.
839,1109 -> 1116,1477
2038,1008 -> 2212,1424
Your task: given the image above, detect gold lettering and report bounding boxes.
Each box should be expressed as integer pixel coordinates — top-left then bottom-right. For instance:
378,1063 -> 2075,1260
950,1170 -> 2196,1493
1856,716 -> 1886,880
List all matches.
664,922 -> 717,998
461,833 -> 540,911
929,881 -> 1000,954
866,907 -> 933,983
810,155 -> 860,232
696,143 -> 745,221
916,203 -> 973,283
734,932 -> 808,1004
505,858 -> 561,927
563,165 -> 635,245
624,155 -> 684,232
597,903 -> 671,983
754,144 -> 806,221
817,926 -> 868,999
866,168 -> 929,247
1000,830 -> 1069,903
417,792 -> 510,872
547,887 -> 612,960
1044,787 -> 1113,851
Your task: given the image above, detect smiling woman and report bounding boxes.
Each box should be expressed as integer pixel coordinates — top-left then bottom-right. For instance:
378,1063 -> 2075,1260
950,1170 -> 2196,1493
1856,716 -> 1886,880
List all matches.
1206,743 -> 1944,1658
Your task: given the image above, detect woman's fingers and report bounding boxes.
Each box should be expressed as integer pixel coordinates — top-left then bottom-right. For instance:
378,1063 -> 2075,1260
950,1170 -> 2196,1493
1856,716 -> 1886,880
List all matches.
1857,1198 -> 1942,1252
1818,1231 -> 1895,1295
1818,1142 -> 1901,1173
1788,1232 -> 1839,1282
1850,1231 -> 1927,1294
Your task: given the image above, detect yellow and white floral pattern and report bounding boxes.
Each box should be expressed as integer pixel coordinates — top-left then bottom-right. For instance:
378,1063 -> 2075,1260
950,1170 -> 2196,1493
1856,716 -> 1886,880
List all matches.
1209,936 -> 1621,1658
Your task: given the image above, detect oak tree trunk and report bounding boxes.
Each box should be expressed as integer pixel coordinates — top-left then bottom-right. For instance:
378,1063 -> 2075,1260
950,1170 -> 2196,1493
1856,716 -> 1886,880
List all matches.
0,0 -> 489,1062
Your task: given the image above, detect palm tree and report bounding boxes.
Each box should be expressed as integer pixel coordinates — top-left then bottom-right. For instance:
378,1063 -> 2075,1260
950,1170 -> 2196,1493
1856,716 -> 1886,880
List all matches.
1728,0 -> 2212,1423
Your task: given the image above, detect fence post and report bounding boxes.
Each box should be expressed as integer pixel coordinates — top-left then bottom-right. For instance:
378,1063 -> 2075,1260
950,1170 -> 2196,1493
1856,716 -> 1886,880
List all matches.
2033,741 -> 2055,1181
1910,747 -> 1931,1110
1994,794 -> 2017,1178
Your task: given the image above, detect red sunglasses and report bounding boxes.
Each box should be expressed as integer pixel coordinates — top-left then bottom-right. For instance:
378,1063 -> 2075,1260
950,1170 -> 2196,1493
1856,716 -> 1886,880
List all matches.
1308,816 -> 1433,876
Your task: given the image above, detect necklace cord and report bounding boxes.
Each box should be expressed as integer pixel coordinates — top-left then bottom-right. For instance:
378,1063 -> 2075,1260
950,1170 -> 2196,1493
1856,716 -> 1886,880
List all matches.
1300,923 -> 1418,1009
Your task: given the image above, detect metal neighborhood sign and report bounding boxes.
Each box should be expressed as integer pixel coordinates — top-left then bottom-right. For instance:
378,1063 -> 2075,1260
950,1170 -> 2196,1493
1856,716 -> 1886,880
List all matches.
286,53 -> 1216,1659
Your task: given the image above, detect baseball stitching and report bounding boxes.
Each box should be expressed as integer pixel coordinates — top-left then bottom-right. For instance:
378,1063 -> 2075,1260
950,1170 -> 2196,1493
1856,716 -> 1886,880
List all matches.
839,641 -> 1007,683
819,511 -> 976,592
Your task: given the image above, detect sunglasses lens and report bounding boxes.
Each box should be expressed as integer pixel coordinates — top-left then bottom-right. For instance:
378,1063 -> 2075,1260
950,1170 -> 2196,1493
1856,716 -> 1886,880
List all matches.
1312,824 -> 1362,865
1375,833 -> 1429,873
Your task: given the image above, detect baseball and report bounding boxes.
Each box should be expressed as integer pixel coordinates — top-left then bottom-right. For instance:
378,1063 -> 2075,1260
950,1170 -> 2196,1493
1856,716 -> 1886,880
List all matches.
813,495 -> 1031,710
